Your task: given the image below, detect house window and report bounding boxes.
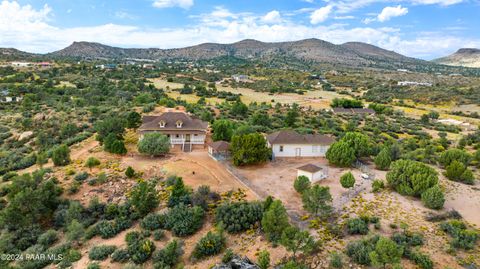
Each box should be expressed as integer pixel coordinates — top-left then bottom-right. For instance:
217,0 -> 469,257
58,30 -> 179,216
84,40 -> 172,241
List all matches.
176,120 -> 183,128
194,134 -> 198,136
279,145 -> 284,152
159,120 -> 166,128
312,145 -> 319,153
176,134 -> 179,138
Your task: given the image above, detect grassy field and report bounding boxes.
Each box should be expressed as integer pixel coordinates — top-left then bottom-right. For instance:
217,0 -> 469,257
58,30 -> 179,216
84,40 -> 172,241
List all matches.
149,78 -> 349,109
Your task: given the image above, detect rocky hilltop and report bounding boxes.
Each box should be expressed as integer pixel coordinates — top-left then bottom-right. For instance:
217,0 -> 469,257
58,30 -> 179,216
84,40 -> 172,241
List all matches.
47,38 -> 428,69
433,48 -> 480,68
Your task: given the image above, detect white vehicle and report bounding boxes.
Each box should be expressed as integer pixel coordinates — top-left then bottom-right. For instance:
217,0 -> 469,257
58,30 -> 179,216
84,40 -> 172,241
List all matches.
361,173 -> 370,179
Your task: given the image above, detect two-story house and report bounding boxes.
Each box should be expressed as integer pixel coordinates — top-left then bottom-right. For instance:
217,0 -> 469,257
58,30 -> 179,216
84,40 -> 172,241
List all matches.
138,112 -> 208,152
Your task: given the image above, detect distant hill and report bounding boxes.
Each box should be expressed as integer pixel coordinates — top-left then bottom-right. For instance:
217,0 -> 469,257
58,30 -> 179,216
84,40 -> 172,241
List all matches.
433,48 -> 480,68
0,48 -> 37,60
47,39 -> 431,70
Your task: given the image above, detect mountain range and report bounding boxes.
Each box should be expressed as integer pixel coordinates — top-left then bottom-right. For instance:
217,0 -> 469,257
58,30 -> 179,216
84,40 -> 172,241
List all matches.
433,48 -> 480,68
1,39 -> 479,71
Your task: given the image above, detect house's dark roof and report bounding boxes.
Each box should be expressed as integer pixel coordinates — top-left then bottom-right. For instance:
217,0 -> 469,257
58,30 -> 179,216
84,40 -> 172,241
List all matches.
332,108 -> 375,115
208,141 -> 230,152
138,112 -> 208,131
266,130 -> 334,145
297,164 -> 323,173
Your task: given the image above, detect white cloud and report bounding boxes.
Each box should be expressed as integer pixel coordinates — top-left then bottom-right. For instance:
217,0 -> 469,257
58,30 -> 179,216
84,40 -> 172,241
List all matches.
115,11 -> 137,20
262,10 -> 282,24
377,5 -> 408,22
411,0 -> 463,6
0,1 -> 477,60
152,0 -> 193,9
310,5 -> 333,24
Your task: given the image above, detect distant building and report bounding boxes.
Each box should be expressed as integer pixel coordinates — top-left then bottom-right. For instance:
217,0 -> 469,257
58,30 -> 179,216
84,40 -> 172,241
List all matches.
437,119 -> 476,131
208,141 -> 230,160
397,81 -> 432,87
10,62 -> 31,67
266,130 -> 335,158
138,112 -> 209,152
332,108 -> 376,115
232,74 -> 249,83
95,64 -> 117,70
297,164 -> 327,182
397,69 -> 409,73
142,64 -> 154,69
0,90 -> 22,103
37,62 -> 52,67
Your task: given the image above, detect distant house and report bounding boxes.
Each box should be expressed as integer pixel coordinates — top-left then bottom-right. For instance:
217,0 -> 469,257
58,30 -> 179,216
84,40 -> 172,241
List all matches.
397,81 -> 432,87
138,112 -> 209,152
266,130 -> 335,158
208,141 -> 230,160
232,74 -> 249,83
95,64 -> 117,70
10,62 -> 31,67
0,90 -> 22,103
332,108 -> 375,115
297,164 -> 327,182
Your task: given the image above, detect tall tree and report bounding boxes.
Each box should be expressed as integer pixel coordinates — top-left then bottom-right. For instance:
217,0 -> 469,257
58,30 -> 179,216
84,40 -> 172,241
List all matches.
302,185 -> 333,219
212,119 -> 235,142
261,200 -> 289,242
231,133 -> 271,166
137,132 -> 170,157
281,226 -> 317,261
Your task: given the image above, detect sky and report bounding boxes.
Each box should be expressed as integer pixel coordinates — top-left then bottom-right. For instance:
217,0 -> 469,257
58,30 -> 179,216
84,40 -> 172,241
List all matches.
0,0 -> 479,59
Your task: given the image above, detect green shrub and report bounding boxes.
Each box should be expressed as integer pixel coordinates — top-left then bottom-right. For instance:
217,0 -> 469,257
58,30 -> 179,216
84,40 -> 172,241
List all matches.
152,230 -> 165,241
346,236 -> 379,265
215,201 -> 263,233
294,176 -> 311,193
85,157 -> 101,170
74,171 -> 89,181
125,233 -> 155,264
440,220 -> 479,250
329,251 -> 343,268
165,204 -> 205,237
191,230 -> 226,260
125,166 -> 135,178
421,185 -> 445,209
38,229 -> 58,247
222,248 -> 234,263
408,251 -> 433,269
111,248 -> 130,263
87,263 -> 101,269
140,213 -> 166,231
386,160 -> 438,197
257,249 -> 270,269
89,245 -> 117,260
152,240 -> 183,268
346,218 -> 369,235
340,172 -> 355,189
372,180 -> 385,192
439,149 -> 471,167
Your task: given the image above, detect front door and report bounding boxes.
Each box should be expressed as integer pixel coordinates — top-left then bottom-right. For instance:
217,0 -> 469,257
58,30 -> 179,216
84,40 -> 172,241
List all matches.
185,134 -> 191,142
295,148 -> 301,157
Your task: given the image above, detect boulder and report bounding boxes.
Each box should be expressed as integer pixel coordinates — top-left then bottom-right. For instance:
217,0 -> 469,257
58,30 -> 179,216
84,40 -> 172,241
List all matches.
212,256 -> 259,269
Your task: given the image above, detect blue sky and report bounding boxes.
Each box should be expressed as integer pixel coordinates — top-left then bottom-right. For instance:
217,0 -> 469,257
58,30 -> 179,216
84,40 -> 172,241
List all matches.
1,0 -> 479,59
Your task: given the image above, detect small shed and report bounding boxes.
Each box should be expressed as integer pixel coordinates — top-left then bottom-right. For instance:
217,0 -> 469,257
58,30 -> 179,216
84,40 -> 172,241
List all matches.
297,164 -> 326,182
208,141 -> 230,160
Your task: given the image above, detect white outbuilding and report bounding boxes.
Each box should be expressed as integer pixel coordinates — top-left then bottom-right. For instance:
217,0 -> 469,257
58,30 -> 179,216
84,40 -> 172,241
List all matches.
297,164 -> 326,182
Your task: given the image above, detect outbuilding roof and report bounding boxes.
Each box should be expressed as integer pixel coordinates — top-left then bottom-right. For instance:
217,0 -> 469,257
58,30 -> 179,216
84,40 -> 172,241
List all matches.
266,130 -> 334,145
208,141 -> 230,152
297,164 -> 323,173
